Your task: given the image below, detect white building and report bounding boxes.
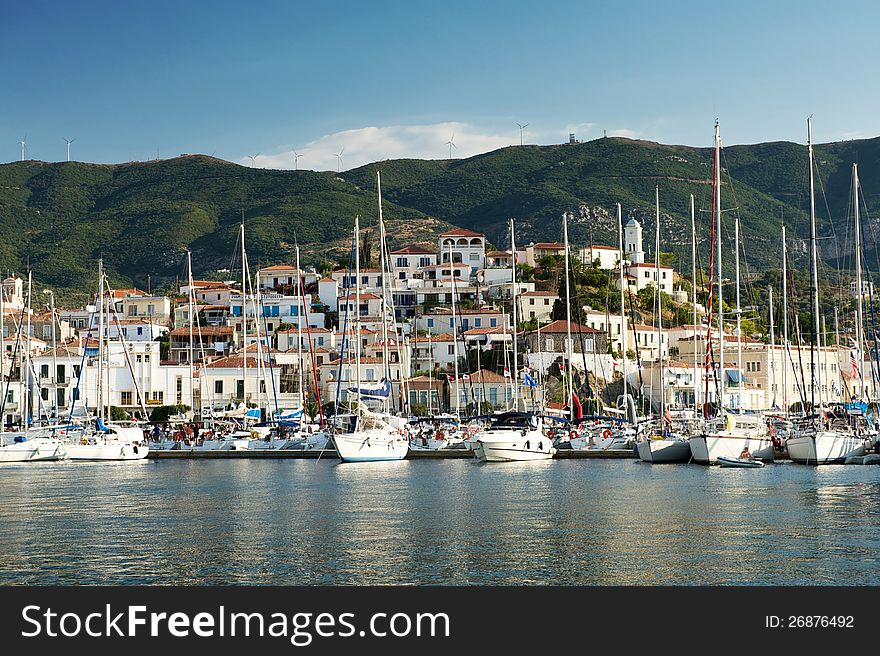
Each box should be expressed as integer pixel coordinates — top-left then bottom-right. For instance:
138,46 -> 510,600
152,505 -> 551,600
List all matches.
624,217 -> 645,264
439,229 -> 486,272
520,291 -> 558,322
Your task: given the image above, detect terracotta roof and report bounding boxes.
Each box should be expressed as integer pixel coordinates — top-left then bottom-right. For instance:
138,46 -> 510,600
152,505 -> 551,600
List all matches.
319,277 -> 336,283
412,332 -> 456,343
527,319 -> 602,334
277,326 -> 331,334
463,327 -> 510,336
259,265 -> 299,271
627,262 -> 674,270
521,290 -> 558,296
338,293 -> 381,301
204,355 -> 262,368
486,251 -> 512,257
532,242 -> 565,249
457,368 -> 507,383
169,326 -> 234,336
391,245 -> 436,255
584,244 -> 619,251
440,228 -> 484,237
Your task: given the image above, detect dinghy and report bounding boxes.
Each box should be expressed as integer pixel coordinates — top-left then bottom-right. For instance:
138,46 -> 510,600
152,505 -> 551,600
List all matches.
717,455 -> 764,468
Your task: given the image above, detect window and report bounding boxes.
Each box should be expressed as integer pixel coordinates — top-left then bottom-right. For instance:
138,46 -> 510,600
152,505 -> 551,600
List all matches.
475,318 -> 482,328
73,365 -> 81,378
490,318 -> 497,327
41,388 -> 49,401
40,364 -> 49,378
529,298 -> 535,305
129,306 -> 137,316
144,354 -> 150,362
544,298 -> 550,305
365,368 -> 375,381
176,376 -> 183,404
137,327 -> 143,336
546,338 -> 554,351
448,345 -> 455,355
427,318 -> 434,328
121,391 -> 133,406
136,354 -> 142,363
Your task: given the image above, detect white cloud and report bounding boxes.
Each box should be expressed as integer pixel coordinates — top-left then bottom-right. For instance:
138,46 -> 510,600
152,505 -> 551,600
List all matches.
241,122 -> 521,171
607,128 -> 641,139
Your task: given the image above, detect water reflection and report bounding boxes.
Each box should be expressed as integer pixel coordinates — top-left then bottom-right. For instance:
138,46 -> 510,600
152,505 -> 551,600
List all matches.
1,459 -> 878,584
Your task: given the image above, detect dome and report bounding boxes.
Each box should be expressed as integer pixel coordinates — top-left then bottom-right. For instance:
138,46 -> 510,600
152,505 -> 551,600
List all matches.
626,218 -> 640,227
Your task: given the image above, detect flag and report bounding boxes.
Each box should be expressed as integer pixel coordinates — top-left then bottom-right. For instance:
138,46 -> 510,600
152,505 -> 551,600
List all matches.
524,372 -> 537,388
462,373 -> 470,380
850,340 -> 860,378
558,362 -> 565,373
503,366 -> 511,378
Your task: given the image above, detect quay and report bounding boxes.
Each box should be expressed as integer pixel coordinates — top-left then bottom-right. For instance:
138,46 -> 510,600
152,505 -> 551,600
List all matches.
146,448 -> 638,460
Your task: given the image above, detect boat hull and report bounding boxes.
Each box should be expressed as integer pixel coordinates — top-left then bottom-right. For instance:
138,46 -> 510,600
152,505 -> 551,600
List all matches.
474,429 -> 555,462
65,442 -> 149,461
333,431 -> 408,462
688,435 -> 774,465
637,438 -> 691,463
786,432 -> 867,465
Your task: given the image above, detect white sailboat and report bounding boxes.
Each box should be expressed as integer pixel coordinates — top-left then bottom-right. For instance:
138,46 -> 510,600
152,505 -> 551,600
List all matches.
333,176 -> 409,462
638,186 -> 691,463
62,261 -> 149,461
474,217 -> 555,462
787,131 -> 870,464
688,121 -> 773,464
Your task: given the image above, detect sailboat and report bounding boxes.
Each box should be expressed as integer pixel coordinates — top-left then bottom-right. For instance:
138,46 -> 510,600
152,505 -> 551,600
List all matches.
688,121 -> 773,464
638,186 -> 691,463
0,272 -> 68,462
787,128 -> 871,464
474,217 -> 555,462
332,176 -> 409,462
62,261 -> 149,460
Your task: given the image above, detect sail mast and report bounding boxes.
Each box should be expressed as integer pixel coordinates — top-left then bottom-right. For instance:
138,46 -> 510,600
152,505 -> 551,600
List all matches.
376,171 -> 392,412
448,241 -> 460,416
510,218 -> 520,412
655,186 -> 664,417
97,259 -> 104,423
853,163 -> 865,400
807,116 -> 822,416
691,194 -> 698,417
618,202 -> 628,413
735,215 -> 742,412
769,285 -> 776,409
782,224 -> 789,416
187,250 -> 195,414
563,212 -> 574,414
240,221 -> 247,407
715,120 -> 725,414
354,215 -> 362,419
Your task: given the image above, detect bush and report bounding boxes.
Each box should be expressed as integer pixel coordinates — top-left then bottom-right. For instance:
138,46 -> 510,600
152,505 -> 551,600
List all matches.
149,404 -> 191,422
109,406 -> 130,421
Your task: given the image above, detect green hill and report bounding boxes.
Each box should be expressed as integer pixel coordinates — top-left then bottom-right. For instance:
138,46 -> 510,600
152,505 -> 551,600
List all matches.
3,133 -> 879,304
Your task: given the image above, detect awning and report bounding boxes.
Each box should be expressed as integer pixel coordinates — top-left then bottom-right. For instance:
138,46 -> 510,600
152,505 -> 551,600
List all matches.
725,369 -> 746,384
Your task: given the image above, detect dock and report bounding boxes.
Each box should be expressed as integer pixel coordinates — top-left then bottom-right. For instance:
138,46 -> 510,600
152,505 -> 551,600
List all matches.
146,448 -> 637,460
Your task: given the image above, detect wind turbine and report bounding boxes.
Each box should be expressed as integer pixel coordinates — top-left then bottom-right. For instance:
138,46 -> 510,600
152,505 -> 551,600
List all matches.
516,122 -> 529,146
18,135 -> 26,161
64,137 -> 76,162
293,150 -> 302,170
248,153 -> 260,168
334,147 -> 344,173
445,133 -> 456,159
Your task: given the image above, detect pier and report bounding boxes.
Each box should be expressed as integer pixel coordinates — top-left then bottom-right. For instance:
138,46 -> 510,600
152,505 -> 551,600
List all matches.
146,448 -> 638,460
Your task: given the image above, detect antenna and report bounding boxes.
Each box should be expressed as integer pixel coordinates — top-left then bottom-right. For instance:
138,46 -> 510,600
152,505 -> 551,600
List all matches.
64,137 -> 76,162
293,150 -> 302,170
515,122 -> 529,146
248,153 -> 260,168
445,133 -> 456,159
334,147 -> 344,173
18,135 -> 26,161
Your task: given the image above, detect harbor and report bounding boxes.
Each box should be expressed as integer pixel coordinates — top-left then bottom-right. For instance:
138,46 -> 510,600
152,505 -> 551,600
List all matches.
2,457 -> 879,586
144,446 -> 638,459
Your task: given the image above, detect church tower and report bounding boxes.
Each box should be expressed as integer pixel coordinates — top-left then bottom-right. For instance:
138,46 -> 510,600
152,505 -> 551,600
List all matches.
624,218 -> 644,264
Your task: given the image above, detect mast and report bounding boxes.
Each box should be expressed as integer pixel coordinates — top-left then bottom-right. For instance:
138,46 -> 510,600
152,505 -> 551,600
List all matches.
240,222 -> 247,407
25,272 -> 32,428
448,241 -> 461,416
735,215 -> 742,412
510,218 -> 520,412
563,212 -> 574,413
354,215 -> 362,420
296,245 -> 305,410
655,186 -> 664,417
48,289 -> 57,420
853,163 -> 865,400
376,171 -> 392,412
769,285 -> 776,409
782,225 -> 789,415
691,194 -> 698,417
97,259 -> 104,423
618,202 -> 628,414
715,120 -> 725,414
187,250 -> 195,413
807,116 -> 822,416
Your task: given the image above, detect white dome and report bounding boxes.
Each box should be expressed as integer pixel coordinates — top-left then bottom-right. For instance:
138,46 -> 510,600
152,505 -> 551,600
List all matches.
626,218 -> 640,227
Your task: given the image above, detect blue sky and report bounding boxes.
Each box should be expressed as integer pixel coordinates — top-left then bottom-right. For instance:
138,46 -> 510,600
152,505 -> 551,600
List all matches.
2,0 -> 878,170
